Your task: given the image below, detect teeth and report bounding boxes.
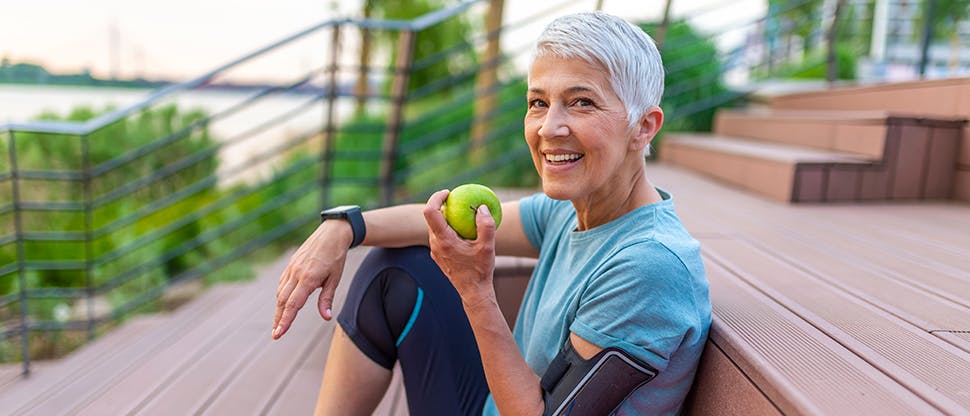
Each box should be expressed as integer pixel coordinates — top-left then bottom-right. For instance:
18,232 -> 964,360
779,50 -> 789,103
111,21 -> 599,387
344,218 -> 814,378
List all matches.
545,153 -> 582,162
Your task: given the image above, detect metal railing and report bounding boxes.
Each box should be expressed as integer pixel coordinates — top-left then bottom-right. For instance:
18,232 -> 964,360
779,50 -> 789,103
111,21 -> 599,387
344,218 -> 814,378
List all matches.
2,0 -> 965,375
0,0 -> 512,374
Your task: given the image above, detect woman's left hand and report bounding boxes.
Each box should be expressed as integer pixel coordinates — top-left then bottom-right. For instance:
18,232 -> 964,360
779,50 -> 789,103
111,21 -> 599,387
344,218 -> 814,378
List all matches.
423,190 -> 497,307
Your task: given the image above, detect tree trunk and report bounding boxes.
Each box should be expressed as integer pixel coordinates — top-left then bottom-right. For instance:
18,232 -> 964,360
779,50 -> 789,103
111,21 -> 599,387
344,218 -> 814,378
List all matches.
471,0 -> 504,163
355,2 -> 374,115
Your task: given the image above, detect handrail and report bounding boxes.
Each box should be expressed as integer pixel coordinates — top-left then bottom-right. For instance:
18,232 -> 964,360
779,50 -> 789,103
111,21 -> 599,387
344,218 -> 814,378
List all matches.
0,0 -> 486,135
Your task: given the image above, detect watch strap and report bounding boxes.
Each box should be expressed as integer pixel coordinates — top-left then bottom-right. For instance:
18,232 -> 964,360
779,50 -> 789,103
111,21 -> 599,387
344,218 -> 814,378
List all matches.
321,206 -> 366,249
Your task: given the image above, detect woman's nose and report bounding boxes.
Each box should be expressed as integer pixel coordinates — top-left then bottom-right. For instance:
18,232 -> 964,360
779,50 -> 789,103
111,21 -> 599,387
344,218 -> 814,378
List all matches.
537,105 -> 569,139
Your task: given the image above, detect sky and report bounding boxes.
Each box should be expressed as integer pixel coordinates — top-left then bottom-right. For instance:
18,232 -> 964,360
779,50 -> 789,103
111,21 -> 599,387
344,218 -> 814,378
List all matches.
0,0 -> 766,81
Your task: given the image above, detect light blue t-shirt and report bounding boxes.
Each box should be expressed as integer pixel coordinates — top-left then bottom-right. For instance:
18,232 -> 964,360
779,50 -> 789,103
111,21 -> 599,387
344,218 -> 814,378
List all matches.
482,189 -> 711,415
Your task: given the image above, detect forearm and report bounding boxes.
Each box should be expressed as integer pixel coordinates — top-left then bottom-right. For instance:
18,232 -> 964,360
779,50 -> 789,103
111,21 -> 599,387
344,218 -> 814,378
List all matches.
463,294 -> 544,416
361,204 -> 430,248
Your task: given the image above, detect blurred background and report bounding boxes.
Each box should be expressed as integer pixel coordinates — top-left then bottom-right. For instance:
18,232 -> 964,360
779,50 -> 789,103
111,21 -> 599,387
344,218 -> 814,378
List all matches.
0,0 -> 967,369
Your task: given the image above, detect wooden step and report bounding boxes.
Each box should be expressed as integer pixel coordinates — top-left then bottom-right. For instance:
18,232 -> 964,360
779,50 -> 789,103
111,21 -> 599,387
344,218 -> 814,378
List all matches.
660,134 -> 873,202
714,109 -> 890,159
701,252 -> 951,415
764,77 -> 970,202
663,113 -> 965,203
767,77 -> 970,118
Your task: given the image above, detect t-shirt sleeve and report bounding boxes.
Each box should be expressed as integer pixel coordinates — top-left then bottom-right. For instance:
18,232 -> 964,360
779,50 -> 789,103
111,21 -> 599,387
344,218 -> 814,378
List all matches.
518,193 -> 556,252
570,242 -> 701,373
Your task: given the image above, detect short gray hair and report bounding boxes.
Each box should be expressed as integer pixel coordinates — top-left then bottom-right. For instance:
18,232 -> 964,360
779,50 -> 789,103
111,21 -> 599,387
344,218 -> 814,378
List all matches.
533,12 -> 664,133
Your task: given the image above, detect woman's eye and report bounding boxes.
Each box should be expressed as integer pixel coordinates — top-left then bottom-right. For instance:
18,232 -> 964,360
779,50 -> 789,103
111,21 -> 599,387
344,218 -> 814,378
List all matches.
573,98 -> 594,107
528,99 -> 547,108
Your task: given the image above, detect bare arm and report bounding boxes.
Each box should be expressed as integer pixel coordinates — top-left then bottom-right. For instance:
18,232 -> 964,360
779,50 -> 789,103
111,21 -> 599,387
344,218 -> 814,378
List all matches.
424,191 -> 545,415
273,195 -> 534,340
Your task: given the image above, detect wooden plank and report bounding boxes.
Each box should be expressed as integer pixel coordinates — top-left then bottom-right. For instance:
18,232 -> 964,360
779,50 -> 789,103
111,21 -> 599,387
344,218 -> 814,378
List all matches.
265,366 -> 327,416
133,326 -> 267,416
0,314 -> 165,393
683,341 -> 782,416
715,210 -> 970,318
25,283 -> 264,416
656,164 -> 970,310
0,284 -> 246,415
704,256 -> 942,415
715,109 -> 893,158
372,365 -> 409,416
60,281 -> 273,415
890,124 -> 931,199
834,123 -> 887,159
955,169 -> 970,202
825,165 -> 862,201
923,127 -> 961,198
705,238 -> 970,414
197,248 -> 368,416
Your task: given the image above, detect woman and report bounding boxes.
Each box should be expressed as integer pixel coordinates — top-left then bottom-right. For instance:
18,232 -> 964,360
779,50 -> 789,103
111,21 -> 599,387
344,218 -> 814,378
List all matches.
273,12 -> 710,416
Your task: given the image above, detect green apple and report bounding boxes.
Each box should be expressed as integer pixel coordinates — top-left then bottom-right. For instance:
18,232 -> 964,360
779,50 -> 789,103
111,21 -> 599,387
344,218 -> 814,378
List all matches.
441,184 -> 503,240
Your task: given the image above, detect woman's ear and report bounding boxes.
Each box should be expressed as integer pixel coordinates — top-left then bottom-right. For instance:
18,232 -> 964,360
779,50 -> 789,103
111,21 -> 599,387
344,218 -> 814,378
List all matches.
631,106 -> 664,153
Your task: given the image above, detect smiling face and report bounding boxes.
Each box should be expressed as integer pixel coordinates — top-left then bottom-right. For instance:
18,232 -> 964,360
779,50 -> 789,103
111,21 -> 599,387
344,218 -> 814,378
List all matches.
525,55 -> 646,203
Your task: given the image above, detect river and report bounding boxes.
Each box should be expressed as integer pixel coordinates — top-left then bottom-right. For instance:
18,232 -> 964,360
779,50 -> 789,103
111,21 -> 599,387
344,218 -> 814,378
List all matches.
0,84 -> 352,186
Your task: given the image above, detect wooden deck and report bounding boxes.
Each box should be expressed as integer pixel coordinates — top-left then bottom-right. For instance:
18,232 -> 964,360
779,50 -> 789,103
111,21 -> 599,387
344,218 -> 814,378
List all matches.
1,163 -> 969,415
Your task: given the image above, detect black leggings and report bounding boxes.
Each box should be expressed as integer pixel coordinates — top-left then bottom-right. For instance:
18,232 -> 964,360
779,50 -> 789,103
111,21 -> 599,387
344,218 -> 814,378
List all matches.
337,246 -> 489,416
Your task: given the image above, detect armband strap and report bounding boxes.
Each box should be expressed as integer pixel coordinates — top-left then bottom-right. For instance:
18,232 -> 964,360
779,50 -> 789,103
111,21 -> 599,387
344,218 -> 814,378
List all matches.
540,340 -> 658,416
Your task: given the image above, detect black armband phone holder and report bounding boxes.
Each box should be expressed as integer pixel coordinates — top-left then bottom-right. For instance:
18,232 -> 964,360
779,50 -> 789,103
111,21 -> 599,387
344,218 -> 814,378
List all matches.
541,340 -> 658,416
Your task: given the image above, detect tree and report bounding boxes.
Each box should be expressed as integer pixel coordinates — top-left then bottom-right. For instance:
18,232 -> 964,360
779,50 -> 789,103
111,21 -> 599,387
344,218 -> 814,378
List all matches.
356,0 -> 476,100
921,0 -> 970,40
768,0 -> 825,54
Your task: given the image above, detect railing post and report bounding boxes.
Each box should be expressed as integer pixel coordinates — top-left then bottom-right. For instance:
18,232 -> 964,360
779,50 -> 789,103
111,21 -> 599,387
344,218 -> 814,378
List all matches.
918,0 -> 937,78
826,0 -> 847,84
321,24 -> 342,210
471,0 -> 504,164
380,29 -> 415,207
81,133 -> 95,341
7,130 -> 30,375
355,24 -> 372,115
655,0 -> 675,51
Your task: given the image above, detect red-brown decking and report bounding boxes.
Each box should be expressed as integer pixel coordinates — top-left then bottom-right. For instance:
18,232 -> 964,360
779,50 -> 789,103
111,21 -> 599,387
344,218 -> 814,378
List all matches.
1,164 -> 969,415
767,77 -> 970,202
661,110 -> 966,203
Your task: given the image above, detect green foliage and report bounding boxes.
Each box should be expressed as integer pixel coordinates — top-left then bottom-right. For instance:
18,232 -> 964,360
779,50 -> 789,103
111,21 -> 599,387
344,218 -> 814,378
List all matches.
768,0 -> 824,52
640,20 -> 737,139
398,78 -> 534,197
1,100 -> 331,361
919,0 -> 970,40
365,0 -> 477,95
328,78 -> 534,204
786,43 -> 857,80
6,105 -> 219,292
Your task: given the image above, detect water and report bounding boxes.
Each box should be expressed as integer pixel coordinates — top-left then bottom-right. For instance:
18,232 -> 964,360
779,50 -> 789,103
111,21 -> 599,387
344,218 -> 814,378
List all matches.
0,84 -> 352,186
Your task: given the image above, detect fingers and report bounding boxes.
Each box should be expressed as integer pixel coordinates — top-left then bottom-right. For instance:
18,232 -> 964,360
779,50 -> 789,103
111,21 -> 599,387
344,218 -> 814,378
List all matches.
475,205 -> 496,244
273,282 -> 311,339
317,262 -> 344,321
423,190 -> 453,236
273,273 -> 297,333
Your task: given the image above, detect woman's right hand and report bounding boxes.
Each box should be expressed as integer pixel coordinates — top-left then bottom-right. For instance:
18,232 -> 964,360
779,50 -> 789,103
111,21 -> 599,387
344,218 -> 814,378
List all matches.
272,219 -> 353,340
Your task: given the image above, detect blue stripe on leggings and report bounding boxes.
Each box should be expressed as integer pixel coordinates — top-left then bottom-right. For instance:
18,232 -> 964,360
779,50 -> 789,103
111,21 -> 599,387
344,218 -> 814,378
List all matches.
395,287 -> 424,347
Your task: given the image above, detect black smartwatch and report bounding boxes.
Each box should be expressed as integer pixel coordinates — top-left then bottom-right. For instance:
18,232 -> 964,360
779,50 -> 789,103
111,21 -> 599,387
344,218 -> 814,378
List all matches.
320,205 -> 366,249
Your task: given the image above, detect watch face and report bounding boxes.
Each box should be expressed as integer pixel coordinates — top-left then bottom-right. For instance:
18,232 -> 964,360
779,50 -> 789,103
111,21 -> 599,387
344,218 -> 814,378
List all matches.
329,205 -> 357,212
322,205 -> 360,218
